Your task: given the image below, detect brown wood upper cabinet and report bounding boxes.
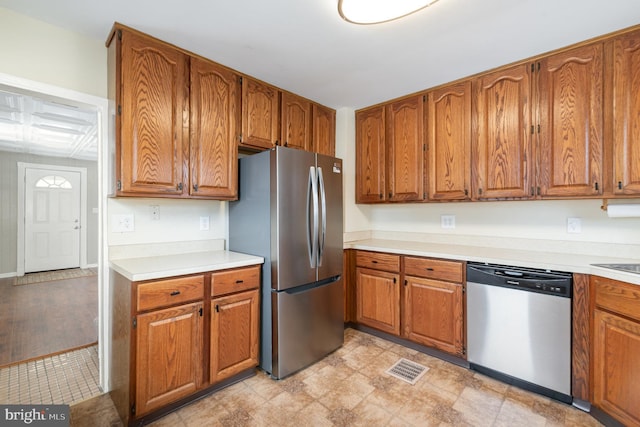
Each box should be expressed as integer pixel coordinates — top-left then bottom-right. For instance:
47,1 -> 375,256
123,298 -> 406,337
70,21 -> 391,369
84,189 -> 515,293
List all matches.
240,76 -> 280,150
107,25 -> 239,200
426,81 -> 472,201
356,105 -> 386,202
537,43 -> 604,198
280,91 -> 311,151
611,29 -> 640,196
355,95 -> 425,203
472,64 -> 533,200
312,103 -> 336,156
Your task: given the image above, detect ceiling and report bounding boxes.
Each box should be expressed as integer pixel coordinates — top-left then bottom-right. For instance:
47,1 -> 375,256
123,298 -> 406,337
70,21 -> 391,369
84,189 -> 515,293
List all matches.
1,0 -> 640,111
0,86 -> 98,160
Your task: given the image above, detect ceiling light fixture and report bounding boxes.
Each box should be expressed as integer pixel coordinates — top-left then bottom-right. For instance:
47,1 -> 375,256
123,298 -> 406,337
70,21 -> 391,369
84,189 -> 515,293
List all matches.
338,0 -> 440,25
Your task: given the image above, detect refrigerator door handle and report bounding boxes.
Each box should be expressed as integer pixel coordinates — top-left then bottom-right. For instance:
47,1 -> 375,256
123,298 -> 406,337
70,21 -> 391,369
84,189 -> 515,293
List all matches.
308,166 -> 319,268
317,167 -> 326,267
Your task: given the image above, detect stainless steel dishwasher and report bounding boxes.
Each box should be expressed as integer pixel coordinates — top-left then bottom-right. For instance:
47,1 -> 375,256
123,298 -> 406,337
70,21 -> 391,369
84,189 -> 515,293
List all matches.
466,262 -> 573,403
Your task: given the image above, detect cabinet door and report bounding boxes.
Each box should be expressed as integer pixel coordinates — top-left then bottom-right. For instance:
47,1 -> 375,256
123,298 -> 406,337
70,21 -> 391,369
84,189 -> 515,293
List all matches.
210,289 -> 259,384
189,58 -> 239,199
427,82 -> 471,201
355,106 -> 386,203
136,302 -> 203,416
593,309 -> 640,427
356,267 -> 400,335
403,276 -> 464,356
241,77 -> 279,150
312,103 -> 336,156
119,30 -> 188,195
538,43 -> 604,197
473,64 -> 533,199
612,30 -> 640,195
281,92 -> 311,150
386,95 -> 425,201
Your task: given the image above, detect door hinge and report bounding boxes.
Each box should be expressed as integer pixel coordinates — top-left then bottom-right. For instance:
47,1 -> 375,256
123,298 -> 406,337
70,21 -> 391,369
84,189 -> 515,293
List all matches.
423,192 -> 426,199
462,346 -> 467,356
239,76 -> 243,84
117,29 -> 122,41
464,189 -> 468,196
132,317 -> 137,329
131,404 -> 135,415
423,144 -> 426,152
116,180 -> 122,191
117,105 -> 121,115
199,307 -> 203,316
393,277 -> 397,284
215,304 -> 219,313
423,95 -> 426,102
531,63 -> 534,73
462,286 -> 466,294
531,125 -> 534,134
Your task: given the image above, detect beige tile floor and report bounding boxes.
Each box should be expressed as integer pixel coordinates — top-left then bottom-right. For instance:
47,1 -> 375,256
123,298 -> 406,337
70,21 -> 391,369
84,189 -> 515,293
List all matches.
71,329 -> 602,426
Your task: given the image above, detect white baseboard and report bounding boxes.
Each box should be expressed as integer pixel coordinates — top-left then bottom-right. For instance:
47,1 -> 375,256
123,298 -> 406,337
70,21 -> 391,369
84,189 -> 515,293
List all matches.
0,272 -> 17,279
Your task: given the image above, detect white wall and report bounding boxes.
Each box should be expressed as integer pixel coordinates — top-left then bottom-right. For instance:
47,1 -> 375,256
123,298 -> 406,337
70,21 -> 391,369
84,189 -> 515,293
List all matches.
0,7 -> 107,98
336,107 -> 640,249
107,198 -> 228,247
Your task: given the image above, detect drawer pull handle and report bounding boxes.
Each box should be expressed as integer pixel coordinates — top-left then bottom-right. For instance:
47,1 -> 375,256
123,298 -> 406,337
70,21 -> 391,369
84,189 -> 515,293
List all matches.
371,260 -> 378,264
425,267 -> 434,271
170,291 -> 181,296
235,280 -> 244,284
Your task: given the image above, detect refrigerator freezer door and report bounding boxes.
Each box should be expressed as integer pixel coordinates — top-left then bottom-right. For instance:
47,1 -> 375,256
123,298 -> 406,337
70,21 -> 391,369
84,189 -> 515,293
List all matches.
271,278 -> 344,379
316,154 -> 343,281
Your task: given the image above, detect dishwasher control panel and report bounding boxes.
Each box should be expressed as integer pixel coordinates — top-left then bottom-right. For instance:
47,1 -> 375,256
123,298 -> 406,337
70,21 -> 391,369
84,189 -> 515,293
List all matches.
467,263 -> 573,298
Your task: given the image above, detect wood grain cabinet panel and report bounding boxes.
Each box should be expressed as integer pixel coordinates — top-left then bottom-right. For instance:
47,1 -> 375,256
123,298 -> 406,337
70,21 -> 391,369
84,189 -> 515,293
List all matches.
240,77 -> 279,150
612,29 -> 640,195
280,92 -> 311,151
356,267 -> 400,335
189,58 -> 239,199
312,103 -> 336,156
593,309 -> 640,427
386,95 -> 425,202
537,43 -> 604,198
136,301 -> 203,416
427,81 -> 471,201
403,276 -> 464,356
356,106 -> 386,203
117,29 -> 188,196
210,289 -> 259,384
472,64 -> 533,199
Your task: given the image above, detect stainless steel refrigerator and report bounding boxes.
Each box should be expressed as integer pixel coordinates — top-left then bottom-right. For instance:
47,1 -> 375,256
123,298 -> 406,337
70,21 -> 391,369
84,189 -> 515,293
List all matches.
229,146 -> 344,379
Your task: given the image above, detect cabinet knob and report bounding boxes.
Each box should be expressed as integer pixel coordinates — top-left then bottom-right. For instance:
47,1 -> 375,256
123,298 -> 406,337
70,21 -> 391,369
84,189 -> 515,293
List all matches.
618,181 -> 623,190
594,182 -> 599,191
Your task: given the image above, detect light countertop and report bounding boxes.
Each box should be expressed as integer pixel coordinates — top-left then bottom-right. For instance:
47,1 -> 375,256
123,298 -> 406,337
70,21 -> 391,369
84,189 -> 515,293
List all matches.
346,238 -> 640,285
109,250 -> 264,282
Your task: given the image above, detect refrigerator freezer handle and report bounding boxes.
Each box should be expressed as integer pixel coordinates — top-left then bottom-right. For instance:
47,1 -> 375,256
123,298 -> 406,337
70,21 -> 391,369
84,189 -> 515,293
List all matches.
307,166 -> 319,268
317,167 -> 326,266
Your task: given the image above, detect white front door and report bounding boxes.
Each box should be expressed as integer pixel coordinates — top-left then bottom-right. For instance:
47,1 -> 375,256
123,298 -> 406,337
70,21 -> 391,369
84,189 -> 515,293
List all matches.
24,167 -> 81,273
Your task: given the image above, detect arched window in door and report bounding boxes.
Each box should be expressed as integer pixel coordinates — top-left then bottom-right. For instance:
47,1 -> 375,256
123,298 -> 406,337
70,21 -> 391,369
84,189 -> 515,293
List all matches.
35,175 -> 73,189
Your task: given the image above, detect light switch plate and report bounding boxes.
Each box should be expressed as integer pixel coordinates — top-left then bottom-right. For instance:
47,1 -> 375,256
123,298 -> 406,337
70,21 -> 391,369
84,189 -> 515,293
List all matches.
200,216 -> 210,231
441,215 -> 456,229
567,217 -> 582,233
112,214 -> 134,232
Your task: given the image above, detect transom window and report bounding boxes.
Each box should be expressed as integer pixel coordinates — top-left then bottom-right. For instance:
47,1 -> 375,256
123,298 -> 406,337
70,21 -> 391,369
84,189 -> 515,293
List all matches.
35,175 -> 72,189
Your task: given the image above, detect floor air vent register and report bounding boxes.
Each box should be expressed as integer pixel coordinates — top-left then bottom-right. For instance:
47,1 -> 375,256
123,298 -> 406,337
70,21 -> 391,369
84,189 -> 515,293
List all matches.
385,358 -> 429,385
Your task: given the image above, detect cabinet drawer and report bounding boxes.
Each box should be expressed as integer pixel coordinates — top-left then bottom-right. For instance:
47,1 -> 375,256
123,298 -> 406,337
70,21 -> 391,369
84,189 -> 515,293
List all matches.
593,275 -> 640,323
404,257 -> 463,283
212,265 -> 261,297
137,275 -> 204,312
355,251 -> 400,272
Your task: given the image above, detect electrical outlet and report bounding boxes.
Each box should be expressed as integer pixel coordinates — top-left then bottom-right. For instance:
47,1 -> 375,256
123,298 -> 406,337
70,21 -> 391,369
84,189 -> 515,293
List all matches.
567,217 -> 582,233
112,214 -> 134,232
441,215 -> 456,229
150,205 -> 160,220
200,216 -> 210,231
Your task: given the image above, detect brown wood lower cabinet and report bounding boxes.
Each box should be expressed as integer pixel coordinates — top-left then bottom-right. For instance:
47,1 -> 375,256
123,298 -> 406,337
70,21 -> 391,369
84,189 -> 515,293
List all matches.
403,276 -> 463,356
592,275 -> 640,427
210,289 -> 259,384
110,264 -> 261,426
136,302 -> 203,416
356,267 -> 401,335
